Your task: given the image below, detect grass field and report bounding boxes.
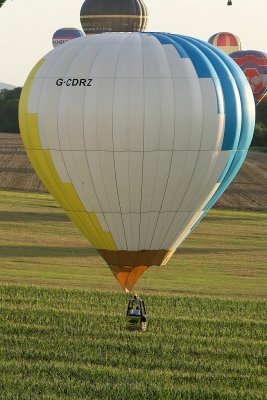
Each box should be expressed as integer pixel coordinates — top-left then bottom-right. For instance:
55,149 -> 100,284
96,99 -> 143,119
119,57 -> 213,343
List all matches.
0,191 -> 267,398
1,285 -> 266,400
0,190 -> 266,298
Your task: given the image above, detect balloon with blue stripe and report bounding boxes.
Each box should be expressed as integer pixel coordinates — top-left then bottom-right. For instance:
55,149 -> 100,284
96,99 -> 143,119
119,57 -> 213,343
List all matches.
19,32 -> 255,292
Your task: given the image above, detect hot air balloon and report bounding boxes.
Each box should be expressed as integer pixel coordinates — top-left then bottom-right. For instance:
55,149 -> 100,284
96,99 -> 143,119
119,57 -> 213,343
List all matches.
80,0 -> 148,35
208,32 -> 241,55
19,32 -> 255,292
230,50 -> 267,106
52,28 -> 85,48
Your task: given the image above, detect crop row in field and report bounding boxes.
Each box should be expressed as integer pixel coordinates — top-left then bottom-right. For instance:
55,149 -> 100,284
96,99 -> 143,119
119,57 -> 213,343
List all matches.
1,285 -> 266,400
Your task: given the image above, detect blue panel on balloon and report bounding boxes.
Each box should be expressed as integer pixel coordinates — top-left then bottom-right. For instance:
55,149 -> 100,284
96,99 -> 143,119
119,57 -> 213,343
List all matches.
197,39 -> 255,150
148,33 -> 189,58
170,34 -> 216,79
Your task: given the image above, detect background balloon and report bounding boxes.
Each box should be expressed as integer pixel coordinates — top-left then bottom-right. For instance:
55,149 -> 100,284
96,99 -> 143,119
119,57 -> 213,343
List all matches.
80,0 -> 148,35
52,28 -> 85,48
208,32 -> 241,55
230,50 -> 267,106
19,32 -> 255,292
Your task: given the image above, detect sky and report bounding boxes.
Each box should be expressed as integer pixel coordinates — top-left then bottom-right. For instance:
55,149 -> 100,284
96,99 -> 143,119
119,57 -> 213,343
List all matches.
0,0 -> 266,86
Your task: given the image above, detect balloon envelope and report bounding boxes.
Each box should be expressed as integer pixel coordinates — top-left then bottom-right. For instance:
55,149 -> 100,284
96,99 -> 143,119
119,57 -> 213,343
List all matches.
80,0 -> 148,34
208,32 -> 241,55
230,50 -> 267,106
19,32 -> 255,292
52,28 -> 85,48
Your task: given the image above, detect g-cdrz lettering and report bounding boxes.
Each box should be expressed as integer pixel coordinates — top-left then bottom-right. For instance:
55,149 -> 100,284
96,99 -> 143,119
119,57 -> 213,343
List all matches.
56,78 -> 93,87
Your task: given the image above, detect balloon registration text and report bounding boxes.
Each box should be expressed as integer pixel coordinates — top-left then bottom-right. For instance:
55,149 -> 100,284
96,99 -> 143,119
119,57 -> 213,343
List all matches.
56,78 -> 93,87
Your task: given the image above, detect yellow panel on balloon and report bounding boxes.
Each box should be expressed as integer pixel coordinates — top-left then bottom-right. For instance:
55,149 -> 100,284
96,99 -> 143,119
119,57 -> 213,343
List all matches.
19,63 -> 117,251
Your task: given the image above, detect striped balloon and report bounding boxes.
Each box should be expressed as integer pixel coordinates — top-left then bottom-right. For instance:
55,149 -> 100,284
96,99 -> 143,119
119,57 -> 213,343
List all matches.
80,0 -> 148,35
230,50 -> 267,106
19,32 -> 255,292
52,28 -> 85,48
208,32 -> 241,55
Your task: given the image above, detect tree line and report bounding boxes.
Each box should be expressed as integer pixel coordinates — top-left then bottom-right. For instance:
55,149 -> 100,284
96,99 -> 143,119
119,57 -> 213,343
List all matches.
0,86 -> 267,147
255,98 -> 267,147
0,87 -> 22,133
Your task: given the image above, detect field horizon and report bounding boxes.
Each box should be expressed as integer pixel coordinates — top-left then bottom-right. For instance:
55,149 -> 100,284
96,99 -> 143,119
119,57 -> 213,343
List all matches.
1,132 -> 267,213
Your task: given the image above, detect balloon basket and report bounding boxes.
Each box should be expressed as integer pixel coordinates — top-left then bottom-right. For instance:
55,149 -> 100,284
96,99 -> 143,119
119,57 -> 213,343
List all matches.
126,295 -> 147,332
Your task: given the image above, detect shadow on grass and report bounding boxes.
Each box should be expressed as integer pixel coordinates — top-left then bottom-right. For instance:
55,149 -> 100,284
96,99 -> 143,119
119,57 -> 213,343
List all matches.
205,215 -> 257,222
0,211 -> 68,222
175,247 -> 248,255
1,245 -> 255,258
0,245 -> 98,258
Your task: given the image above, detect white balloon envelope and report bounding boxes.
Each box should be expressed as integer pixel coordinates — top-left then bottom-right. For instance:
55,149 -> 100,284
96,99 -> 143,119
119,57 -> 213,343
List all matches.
19,32 -> 255,291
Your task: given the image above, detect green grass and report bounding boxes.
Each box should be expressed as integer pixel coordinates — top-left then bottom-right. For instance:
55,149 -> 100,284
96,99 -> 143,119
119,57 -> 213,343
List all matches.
0,190 -> 266,298
0,285 -> 266,400
0,191 -> 266,398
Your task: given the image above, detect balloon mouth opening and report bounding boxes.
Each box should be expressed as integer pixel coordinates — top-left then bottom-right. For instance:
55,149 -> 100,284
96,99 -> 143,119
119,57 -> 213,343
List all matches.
109,265 -> 149,292
98,249 -> 175,291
